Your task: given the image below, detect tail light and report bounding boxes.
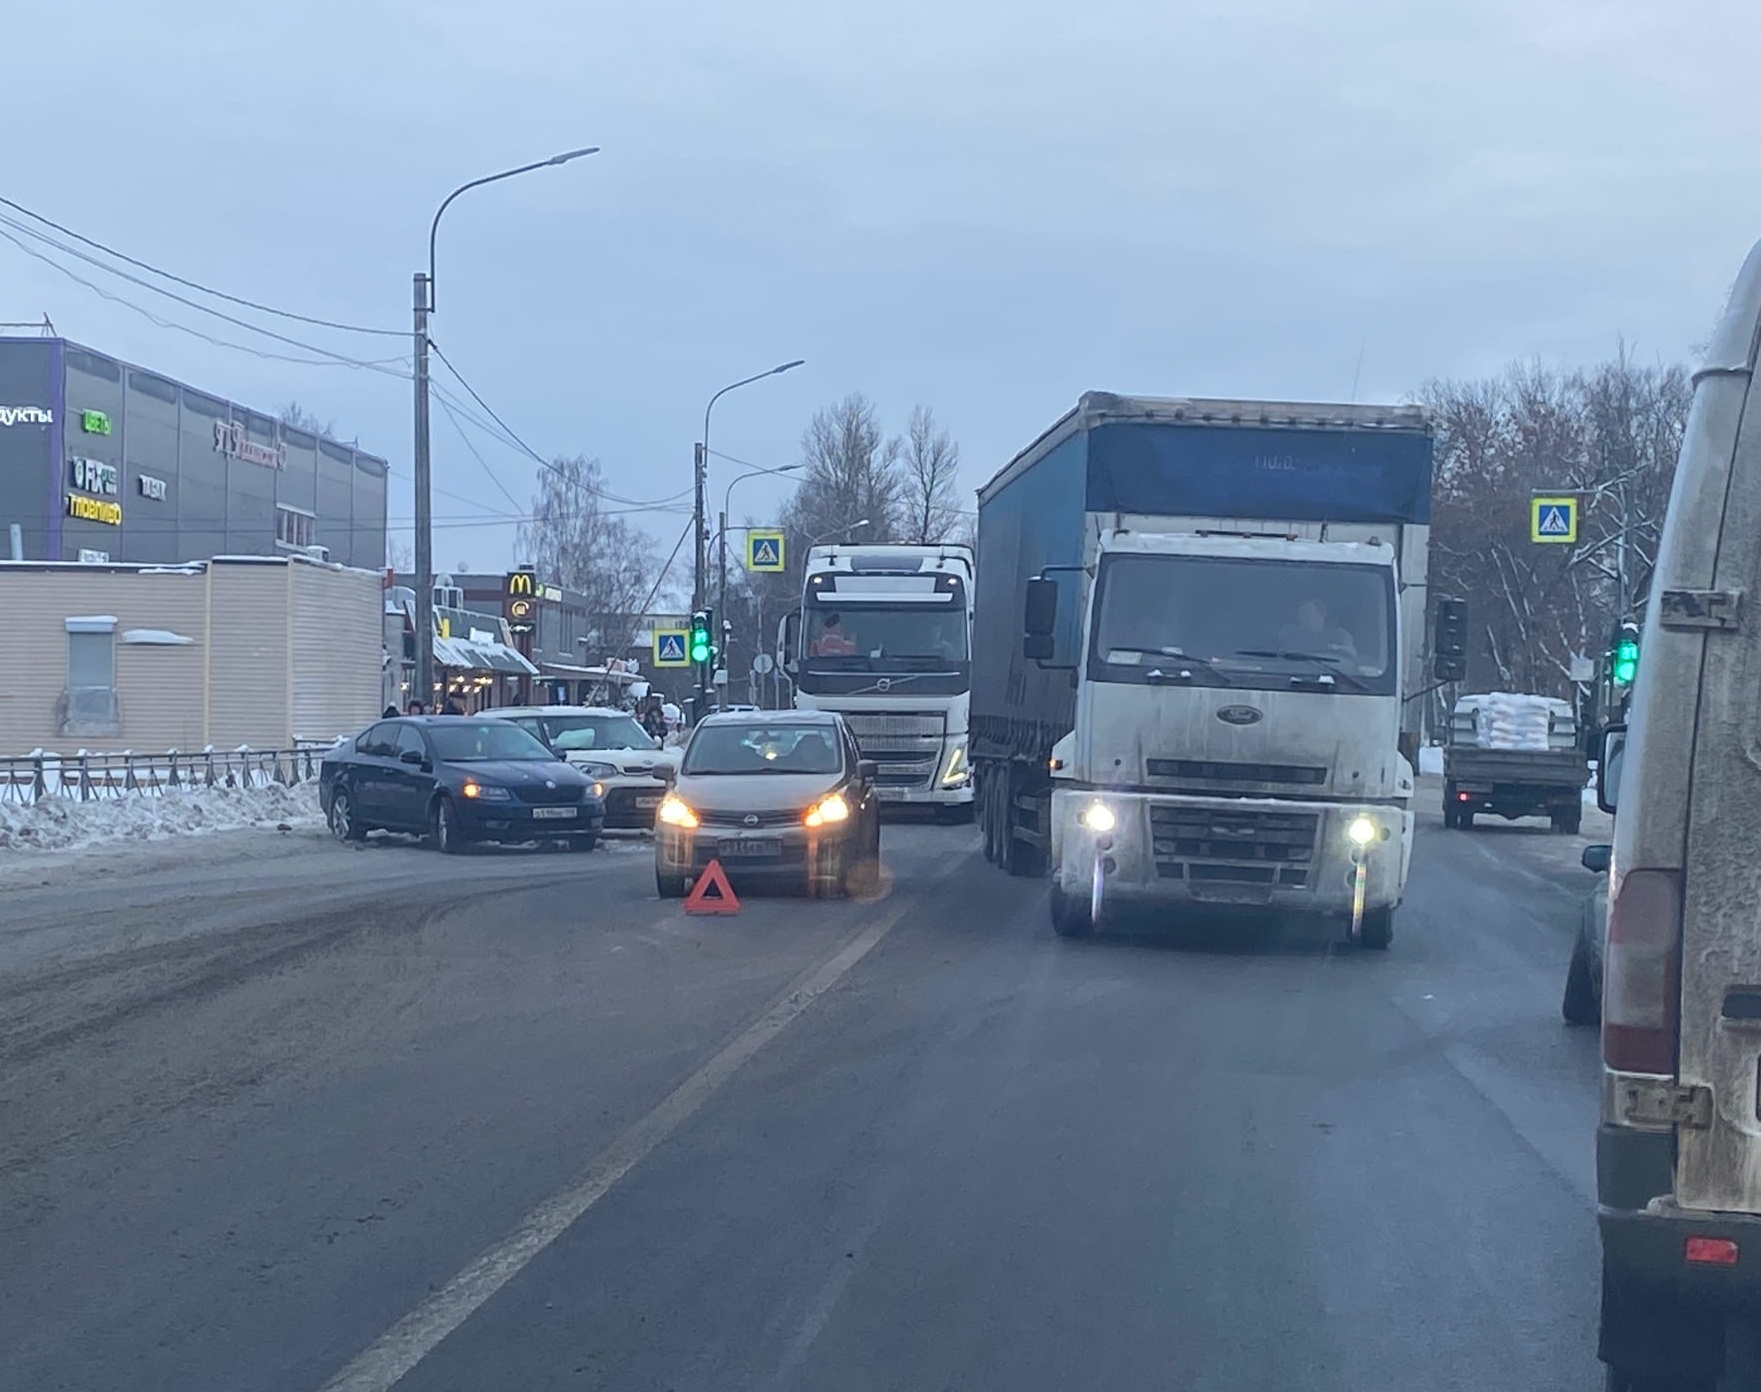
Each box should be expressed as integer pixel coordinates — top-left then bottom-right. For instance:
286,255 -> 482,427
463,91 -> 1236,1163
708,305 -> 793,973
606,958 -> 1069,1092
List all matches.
1603,868 -> 1683,1075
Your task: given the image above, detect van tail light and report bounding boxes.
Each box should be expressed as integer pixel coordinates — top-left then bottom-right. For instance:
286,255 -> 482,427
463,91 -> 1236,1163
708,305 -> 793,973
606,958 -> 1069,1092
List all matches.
1603,868 -> 1683,1076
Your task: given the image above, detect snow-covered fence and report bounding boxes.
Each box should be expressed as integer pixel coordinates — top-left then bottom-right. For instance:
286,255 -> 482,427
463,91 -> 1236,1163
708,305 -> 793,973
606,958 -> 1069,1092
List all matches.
0,745 -> 330,807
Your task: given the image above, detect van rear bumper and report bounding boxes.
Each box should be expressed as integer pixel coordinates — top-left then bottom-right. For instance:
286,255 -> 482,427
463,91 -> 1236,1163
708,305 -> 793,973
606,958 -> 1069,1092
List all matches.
1599,1126 -> 1761,1311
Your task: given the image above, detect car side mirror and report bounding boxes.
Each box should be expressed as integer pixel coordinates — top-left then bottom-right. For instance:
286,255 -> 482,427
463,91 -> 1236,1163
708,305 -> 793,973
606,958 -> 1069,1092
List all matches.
857,759 -> 878,782
399,749 -> 425,765
1581,844 -> 1611,874
1597,725 -> 1626,815
779,609 -> 801,676
657,763 -> 677,782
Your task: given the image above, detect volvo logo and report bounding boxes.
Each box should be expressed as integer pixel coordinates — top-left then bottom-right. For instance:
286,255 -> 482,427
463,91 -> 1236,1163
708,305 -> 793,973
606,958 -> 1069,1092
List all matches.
1216,705 -> 1264,726
874,678 -> 892,692
743,814 -> 760,827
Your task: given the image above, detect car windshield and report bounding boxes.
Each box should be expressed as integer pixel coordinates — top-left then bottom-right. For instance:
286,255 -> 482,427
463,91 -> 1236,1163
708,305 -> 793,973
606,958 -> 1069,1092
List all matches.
1091,554 -> 1396,691
683,723 -> 844,775
539,714 -> 654,751
426,722 -> 554,762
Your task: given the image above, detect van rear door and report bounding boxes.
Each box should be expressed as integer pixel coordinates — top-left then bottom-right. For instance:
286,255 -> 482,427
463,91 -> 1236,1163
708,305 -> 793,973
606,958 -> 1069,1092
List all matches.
1673,266 -> 1761,1215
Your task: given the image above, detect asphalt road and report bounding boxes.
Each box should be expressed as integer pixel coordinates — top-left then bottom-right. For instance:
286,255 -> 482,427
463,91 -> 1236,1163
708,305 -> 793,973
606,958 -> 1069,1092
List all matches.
5,789 -> 1742,1392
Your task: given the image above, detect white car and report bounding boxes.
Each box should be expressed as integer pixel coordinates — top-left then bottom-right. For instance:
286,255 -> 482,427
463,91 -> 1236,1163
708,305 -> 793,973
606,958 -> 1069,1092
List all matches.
482,706 -> 679,829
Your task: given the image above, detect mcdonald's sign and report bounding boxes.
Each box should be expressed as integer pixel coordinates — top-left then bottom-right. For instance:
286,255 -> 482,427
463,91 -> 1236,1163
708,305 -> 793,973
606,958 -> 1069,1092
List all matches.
505,569 -> 537,599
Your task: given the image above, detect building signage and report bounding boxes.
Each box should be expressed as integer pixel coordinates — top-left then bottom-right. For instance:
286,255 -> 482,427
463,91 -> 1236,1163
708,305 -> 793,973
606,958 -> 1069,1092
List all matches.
70,457 -> 119,496
212,418 -> 286,470
540,582 -> 564,602
66,492 -> 122,525
78,549 -> 110,564
0,405 -> 52,427
138,473 -> 167,501
507,597 -> 536,633
79,409 -> 111,435
506,569 -> 537,597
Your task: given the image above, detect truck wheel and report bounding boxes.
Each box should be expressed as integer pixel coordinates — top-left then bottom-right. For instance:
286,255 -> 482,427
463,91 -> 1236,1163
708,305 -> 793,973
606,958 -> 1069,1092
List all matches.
935,803 -> 976,826
1443,803 -> 1459,830
979,775 -> 1000,862
998,780 -> 1043,877
1553,809 -> 1582,835
1049,881 -> 1093,938
1357,907 -> 1394,950
1563,928 -> 1600,1026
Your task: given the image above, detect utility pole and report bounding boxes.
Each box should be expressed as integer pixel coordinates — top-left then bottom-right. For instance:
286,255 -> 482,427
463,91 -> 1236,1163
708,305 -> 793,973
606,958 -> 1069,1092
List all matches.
412,273 -> 433,708
692,442 -> 708,717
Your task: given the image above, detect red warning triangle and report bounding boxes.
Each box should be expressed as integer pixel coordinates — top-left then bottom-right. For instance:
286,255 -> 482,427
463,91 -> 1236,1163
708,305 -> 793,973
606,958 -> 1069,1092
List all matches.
683,857 -> 741,915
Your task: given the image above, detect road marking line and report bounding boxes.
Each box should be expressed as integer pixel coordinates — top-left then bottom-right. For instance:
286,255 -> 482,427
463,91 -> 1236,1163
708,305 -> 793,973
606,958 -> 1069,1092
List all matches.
314,907 -> 907,1392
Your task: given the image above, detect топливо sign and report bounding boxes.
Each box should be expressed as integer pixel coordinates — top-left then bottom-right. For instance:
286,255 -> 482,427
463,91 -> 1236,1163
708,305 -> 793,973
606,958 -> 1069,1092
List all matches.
67,493 -> 122,525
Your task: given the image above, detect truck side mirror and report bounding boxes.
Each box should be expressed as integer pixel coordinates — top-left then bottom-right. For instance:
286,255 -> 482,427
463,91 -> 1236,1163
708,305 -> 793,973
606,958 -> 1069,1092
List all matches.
1597,725 -> 1626,815
1024,577 -> 1057,660
778,610 -> 800,676
1433,597 -> 1468,682
1581,844 -> 1611,874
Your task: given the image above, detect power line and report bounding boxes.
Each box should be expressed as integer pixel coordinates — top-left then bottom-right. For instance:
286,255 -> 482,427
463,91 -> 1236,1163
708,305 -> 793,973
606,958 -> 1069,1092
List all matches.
0,214 -> 412,374
0,225 -> 412,375
432,392 -> 526,512
427,339 -> 693,509
0,194 -> 404,337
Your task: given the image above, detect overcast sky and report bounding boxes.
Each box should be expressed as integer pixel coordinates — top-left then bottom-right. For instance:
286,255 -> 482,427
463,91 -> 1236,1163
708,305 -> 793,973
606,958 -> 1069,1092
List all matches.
6,0 -> 1757,581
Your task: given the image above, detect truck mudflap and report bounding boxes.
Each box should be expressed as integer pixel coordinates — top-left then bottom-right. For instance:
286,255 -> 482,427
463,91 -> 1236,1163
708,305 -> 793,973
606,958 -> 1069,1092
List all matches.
1048,787 -> 1412,918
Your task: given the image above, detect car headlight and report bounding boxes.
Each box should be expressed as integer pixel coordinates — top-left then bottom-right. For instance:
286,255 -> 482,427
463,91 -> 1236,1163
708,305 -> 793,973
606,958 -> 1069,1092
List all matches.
657,795 -> 699,828
461,781 -> 511,801
576,761 -> 617,780
1079,800 -> 1116,833
1346,815 -> 1377,847
591,782 -> 604,799
804,792 -> 851,828
940,740 -> 969,787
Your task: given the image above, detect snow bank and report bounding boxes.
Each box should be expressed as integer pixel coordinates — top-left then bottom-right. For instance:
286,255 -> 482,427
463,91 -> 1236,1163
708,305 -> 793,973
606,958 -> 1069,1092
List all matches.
1418,745 -> 1444,776
0,780 -> 321,853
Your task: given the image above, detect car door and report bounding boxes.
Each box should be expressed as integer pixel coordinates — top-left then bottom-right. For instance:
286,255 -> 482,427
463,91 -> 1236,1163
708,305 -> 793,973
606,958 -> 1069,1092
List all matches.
349,722 -> 398,820
386,724 -> 434,829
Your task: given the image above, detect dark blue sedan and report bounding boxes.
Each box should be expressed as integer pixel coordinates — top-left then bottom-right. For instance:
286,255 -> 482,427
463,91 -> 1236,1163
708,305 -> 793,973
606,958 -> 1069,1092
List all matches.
319,716 -> 605,854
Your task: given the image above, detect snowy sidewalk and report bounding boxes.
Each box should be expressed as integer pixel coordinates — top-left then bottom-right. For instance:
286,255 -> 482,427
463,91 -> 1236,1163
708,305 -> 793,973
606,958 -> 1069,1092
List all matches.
0,780 -> 322,859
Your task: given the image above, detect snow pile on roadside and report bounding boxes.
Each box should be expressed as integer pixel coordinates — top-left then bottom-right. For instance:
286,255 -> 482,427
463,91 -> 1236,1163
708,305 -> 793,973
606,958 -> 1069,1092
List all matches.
0,780 -> 322,853
1417,745 -> 1444,776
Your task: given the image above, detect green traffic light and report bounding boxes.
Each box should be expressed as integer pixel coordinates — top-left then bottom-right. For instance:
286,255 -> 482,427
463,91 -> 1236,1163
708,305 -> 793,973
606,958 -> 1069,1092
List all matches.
1613,638 -> 1639,685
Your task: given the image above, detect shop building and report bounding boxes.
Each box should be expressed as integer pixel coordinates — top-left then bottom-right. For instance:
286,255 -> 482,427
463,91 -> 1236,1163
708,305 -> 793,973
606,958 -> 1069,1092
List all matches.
0,336 -> 388,568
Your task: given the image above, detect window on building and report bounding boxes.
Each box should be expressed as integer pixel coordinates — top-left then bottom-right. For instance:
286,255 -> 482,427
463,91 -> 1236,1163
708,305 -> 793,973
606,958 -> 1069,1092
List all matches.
61,616 -> 119,735
276,506 -> 315,549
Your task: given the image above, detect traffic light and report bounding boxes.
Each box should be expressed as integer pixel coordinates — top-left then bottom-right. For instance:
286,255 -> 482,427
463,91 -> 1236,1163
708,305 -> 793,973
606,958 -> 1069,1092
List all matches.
1612,623 -> 1640,686
689,610 -> 713,665
1433,597 -> 1469,682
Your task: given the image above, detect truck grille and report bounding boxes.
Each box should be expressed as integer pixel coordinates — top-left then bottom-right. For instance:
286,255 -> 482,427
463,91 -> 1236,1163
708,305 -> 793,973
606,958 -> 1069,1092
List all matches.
1146,759 -> 1327,788
1148,804 -> 1319,885
841,711 -> 945,792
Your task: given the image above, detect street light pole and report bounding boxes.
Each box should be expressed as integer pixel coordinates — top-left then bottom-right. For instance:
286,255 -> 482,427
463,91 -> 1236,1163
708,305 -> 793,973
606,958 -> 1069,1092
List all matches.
807,518 -> 872,548
412,145 -> 599,709
692,359 -> 805,715
716,461 -> 805,696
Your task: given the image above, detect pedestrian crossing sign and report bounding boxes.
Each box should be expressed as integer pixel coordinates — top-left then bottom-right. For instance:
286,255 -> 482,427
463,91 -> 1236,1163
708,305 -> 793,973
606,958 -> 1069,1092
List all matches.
746,530 -> 785,573
1530,495 -> 1578,544
653,629 -> 690,667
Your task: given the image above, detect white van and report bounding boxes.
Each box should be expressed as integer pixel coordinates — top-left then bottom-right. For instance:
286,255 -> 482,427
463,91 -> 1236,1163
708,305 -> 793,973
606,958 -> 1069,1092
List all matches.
1595,241 -> 1761,1390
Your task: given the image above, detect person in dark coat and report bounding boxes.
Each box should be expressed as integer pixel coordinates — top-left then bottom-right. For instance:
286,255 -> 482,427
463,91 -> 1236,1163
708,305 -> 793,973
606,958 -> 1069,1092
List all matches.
383,704 -> 400,719
442,699 -> 465,717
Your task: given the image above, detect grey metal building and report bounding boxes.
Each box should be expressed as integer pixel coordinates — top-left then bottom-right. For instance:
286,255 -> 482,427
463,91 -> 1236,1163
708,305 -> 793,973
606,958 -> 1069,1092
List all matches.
0,336 -> 388,568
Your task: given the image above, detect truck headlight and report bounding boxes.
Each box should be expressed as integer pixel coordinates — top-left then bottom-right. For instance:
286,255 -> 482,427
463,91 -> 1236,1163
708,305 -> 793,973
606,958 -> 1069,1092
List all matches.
1080,801 -> 1117,833
1346,815 -> 1377,847
940,740 -> 969,787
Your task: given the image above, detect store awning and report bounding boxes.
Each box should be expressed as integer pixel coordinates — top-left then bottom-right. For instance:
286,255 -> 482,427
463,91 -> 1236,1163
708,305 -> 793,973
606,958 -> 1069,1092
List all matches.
541,661 -> 641,683
433,633 -> 538,676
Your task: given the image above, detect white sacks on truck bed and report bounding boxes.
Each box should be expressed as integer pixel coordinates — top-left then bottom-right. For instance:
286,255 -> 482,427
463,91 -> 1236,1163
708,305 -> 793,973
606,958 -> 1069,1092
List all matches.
1454,692 -> 1566,752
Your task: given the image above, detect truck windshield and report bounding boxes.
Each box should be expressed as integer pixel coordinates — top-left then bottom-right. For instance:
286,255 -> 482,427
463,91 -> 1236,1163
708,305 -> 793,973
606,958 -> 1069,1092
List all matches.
1090,555 -> 1396,694
804,604 -> 969,667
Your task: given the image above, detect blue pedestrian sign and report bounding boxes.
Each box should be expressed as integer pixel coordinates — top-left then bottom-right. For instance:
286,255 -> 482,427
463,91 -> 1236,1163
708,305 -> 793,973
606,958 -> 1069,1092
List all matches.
746,530 -> 785,573
1530,494 -> 1578,544
653,629 -> 690,667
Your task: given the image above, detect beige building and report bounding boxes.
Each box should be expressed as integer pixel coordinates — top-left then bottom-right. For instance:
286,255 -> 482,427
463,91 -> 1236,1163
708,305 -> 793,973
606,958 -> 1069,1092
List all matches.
0,555 -> 385,754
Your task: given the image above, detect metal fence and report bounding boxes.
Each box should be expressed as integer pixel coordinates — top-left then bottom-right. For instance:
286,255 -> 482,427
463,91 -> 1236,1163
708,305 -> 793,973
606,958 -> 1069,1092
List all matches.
0,745 -> 331,807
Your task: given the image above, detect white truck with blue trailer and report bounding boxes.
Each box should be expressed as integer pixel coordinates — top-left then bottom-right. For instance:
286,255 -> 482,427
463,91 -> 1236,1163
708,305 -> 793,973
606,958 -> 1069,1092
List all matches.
971,392 -> 1439,946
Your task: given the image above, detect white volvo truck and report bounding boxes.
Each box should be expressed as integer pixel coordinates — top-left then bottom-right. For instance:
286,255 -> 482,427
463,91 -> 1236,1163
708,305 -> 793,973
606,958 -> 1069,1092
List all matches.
973,392 -> 1450,947
779,543 -> 976,820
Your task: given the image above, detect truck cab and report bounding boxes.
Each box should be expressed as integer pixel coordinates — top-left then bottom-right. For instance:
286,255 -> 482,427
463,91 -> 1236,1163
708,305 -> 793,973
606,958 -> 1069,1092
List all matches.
781,543 -> 975,817
1593,239 -> 1761,1390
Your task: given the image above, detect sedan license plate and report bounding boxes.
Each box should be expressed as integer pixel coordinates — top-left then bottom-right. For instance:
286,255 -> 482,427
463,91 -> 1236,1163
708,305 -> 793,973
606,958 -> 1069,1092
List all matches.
532,806 -> 577,820
720,836 -> 781,858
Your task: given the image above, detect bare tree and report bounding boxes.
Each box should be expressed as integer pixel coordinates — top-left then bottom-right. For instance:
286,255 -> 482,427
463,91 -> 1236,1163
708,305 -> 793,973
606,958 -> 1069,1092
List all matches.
898,404 -> 963,544
386,536 -> 414,572
515,455 -> 658,656
1423,348 -> 1690,696
789,393 -> 903,547
279,401 -> 336,438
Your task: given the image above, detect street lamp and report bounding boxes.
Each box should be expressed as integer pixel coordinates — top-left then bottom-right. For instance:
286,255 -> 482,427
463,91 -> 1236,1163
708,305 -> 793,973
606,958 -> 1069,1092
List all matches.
715,461 -> 804,708
692,359 -> 804,712
807,518 -> 872,548
412,145 -> 599,706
